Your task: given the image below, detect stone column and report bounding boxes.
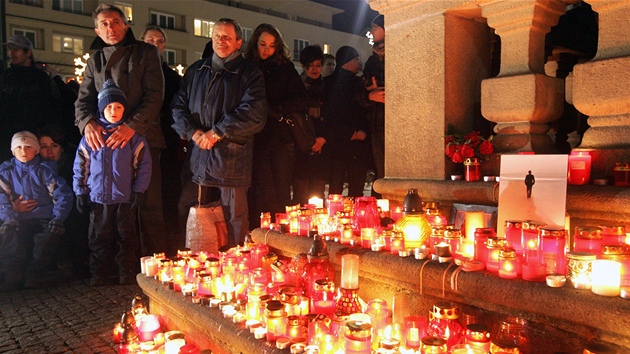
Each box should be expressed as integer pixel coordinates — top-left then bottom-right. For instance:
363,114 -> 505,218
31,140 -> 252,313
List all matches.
571,0 -> 630,178
480,0 -> 567,166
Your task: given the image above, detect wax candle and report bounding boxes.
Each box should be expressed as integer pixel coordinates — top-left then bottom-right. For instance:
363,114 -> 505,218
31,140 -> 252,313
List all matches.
341,254 -> 360,289
464,211 -> 485,241
567,150 -> 591,185
591,260 -> 621,296
404,316 -> 428,349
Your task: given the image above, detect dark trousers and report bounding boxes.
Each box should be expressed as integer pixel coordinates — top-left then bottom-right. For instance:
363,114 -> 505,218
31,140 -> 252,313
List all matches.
0,219 -> 60,284
89,203 -> 138,279
250,144 -> 295,227
138,147 -> 167,256
329,156 -> 370,197
292,178 -> 326,206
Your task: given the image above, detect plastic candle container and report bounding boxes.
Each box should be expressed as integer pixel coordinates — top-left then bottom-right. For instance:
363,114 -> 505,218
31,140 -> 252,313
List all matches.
601,244 -> 630,289
504,220 -> 523,254
311,279 -> 336,318
573,227 -> 603,257
265,300 -> 288,342
464,323 -> 491,352
340,254 -> 360,289
344,320 -> 372,354
327,194 -> 345,217
485,238 -> 501,273
540,227 -> 567,275
498,247 -> 518,279
567,150 -> 591,185
591,260 -> 621,296
521,221 -> 545,264
565,252 -> 596,290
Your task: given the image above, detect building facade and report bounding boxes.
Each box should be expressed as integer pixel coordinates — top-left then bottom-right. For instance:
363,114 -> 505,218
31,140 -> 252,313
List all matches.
2,0 -> 373,80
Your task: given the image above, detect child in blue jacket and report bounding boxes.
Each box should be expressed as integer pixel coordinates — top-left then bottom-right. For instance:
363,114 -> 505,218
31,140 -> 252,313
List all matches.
0,131 -> 73,290
73,80 -> 152,286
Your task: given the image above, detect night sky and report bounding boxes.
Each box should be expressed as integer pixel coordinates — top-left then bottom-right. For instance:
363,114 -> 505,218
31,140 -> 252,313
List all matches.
310,0 -> 380,35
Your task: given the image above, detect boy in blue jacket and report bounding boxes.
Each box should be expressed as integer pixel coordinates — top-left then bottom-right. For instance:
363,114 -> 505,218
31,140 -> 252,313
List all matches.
0,131 -> 73,290
73,80 -> 152,286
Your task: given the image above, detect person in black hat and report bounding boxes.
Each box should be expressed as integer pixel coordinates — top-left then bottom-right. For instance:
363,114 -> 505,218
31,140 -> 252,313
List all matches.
0,35 -> 63,162
321,46 -> 371,197
364,14 -> 386,197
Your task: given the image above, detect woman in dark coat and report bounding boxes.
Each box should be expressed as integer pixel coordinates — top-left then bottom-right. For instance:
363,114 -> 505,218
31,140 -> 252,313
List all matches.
244,23 -> 308,228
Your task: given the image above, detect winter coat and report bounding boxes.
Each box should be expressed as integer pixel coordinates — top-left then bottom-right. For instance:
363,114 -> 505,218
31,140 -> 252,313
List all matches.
254,59 -> 308,150
171,54 -> 267,188
73,114 -> 152,204
74,28 -> 165,149
0,155 -> 73,222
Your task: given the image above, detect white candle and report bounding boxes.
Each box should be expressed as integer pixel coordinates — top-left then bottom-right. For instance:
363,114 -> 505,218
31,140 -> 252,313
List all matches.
465,211 -> 485,241
340,254 -> 360,289
591,260 -> 621,296
377,199 -> 390,212
308,197 -> 324,209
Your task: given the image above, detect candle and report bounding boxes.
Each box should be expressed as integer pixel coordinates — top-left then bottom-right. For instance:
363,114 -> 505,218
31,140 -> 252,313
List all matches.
344,321 -> 372,354
567,150 -> 591,185
112,323 -> 123,344
260,212 -> 271,229
137,314 -> 161,342
361,228 -> 376,249
377,199 -> 390,212
464,211 -> 485,241
391,206 -> 403,222
309,197 -> 324,209
450,343 -> 487,354
404,316 -> 427,349
498,248 -> 518,279
566,252 -> 596,289
591,260 -> 622,296
341,254 -> 360,289
521,262 -> 546,282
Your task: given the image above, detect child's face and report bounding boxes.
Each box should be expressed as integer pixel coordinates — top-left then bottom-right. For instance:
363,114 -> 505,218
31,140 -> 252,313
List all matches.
103,102 -> 125,124
13,145 -> 37,163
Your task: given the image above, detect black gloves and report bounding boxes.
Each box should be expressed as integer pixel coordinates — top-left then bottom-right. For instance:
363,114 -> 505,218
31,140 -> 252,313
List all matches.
131,192 -> 145,209
76,194 -> 89,214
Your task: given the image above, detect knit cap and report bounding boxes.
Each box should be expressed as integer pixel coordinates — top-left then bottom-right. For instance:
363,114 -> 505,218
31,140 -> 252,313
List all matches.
97,79 -> 127,115
371,14 -> 384,29
11,131 -> 40,154
335,46 -> 359,67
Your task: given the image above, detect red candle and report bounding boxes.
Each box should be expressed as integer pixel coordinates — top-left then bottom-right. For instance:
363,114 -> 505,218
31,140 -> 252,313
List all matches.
540,227 -> 567,275
567,151 -> 591,185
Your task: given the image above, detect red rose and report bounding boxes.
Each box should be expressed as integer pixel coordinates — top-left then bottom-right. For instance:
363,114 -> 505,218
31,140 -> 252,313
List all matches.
445,136 -> 455,145
445,143 -> 456,157
460,144 -> 475,158
479,140 -> 494,155
451,151 -> 464,164
464,131 -> 480,144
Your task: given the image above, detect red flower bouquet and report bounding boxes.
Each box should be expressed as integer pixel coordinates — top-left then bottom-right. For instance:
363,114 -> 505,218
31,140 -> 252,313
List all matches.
445,131 -> 494,164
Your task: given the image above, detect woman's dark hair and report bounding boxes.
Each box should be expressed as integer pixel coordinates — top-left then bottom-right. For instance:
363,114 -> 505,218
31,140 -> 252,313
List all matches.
37,125 -> 66,148
244,23 -> 290,65
299,45 -> 324,67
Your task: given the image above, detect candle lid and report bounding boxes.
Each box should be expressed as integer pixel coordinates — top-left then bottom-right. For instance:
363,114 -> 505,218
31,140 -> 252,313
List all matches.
504,220 -> 523,228
420,336 -> 446,346
575,226 -> 603,239
601,244 -> 630,259
205,257 -> 220,266
522,220 -> 546,230
464,157 -> 480,166
444,229 -> 462,239
287,315 -> 304,327
486,237 -> 502,248
344,320 -> 372,337
566,252 -> 597,261
499,247 -> 516,259
539,227 -> 567,238
431,302 -> 459,320
599,225 -> 625,236
265,300 -> 286,316
465,323 -> 491,342
313,279 -> 335,292
307,234 -> 329,260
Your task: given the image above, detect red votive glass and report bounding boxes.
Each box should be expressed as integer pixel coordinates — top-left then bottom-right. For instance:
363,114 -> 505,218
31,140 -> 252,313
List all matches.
573,227 -> 603,257
353,196 -> 381,231
311,279 -> 336,318
540,227 -> 567,275
297,208 -> 312,237
474,228 -> 494,266
485,238 -> 501,273
260,212 -> 271,229
504,220 -> 523,254
427,302 -> 464,349
327,194 -> 345,217
601,225 -> 626,245
498,247 -> 519,279
567,150 -> 591,185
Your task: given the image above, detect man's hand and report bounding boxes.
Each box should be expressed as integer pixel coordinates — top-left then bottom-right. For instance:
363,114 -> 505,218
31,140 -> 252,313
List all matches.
192,129 -> 219,150
368,87 -> 385,103
351,130 -> 367,141
12,195 -> 37,213
84,120 -> 107,151
106,124 -> 135,149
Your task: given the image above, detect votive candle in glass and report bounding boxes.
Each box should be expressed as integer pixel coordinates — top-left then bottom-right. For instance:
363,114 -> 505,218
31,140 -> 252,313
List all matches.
266,300 -> 288,342
591,260 -> 621,296
420,336 -> 447,354
540,227 -> 567,275
498,247 -> 518,279
601,244 -> 630,288
601,225 -> 626,245
521,220 -> 545,262
311,279 -> 336,318
567,150 -> 591,185
344,320 -> 372,354
443,229 -> 462,257
504,220 -> 523,254
464,323 -> 491,352
327,194 -> 345,217
260,212 -> 271,229
361,228 -> 376,249
473,228 -> 494,266
404,316 -> 428,350
464,211 -> 485,241
485,238 -> 501,273
565,252 -> 596,290
390,231 -> 405,255
573,227 -> 603,257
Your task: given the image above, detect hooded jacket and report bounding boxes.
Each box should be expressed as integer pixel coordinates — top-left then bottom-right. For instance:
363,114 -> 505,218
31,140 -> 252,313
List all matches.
171,53 -> 267,187
0,155 -> 73,222
74,28 -> 165,149
73,112 -> 152,204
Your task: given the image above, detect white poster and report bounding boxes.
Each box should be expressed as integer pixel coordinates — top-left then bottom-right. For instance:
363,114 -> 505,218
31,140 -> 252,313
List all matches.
497,154 -> 568,237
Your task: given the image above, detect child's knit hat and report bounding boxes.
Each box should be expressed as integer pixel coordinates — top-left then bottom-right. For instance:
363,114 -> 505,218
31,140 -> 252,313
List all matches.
97,79 -> 127,114
11,131 -> 40,153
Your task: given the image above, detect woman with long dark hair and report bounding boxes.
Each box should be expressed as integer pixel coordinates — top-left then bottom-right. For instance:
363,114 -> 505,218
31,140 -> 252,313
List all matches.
244,23 -> 308,228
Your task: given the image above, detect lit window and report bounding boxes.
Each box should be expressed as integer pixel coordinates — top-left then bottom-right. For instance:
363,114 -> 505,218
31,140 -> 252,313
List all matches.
151,11 -> 175,30
293,39 -> 309,61
52,0 -> 83,14
12,29 -> 36,48
53,34 -> 84,55
115,2 -> 133,23
194,19 -> 214,38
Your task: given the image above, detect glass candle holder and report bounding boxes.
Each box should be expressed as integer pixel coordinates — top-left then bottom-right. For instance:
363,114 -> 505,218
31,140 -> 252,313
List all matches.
260,212 -> 271,229
601,225 -> 626,245
266,300 -> 288,342
361,228 -> 376,249
420,336 -> 447,354
565,252 -> 596,290
573,227 -> 603,257
491,317 -> 530,354
353,196 -> 381,231
404,316 -> 428,350
485,238 -> 501,273
464,158 -> 481,182
327,194 -> 345,217
395,212 -> 432,249
365,299 -> 389,334
601,244 -> 630,289
390,231 -> 405,255
311,279 -> 336,318
521,220 -> 545,264
540,227 -> 567,275
426,302 -> 464,349
340,254 -> 360,289
344,321 -> 372,354
429,226 -> 446,256
498,247 -> 518,279
504,220 -> 523,254
567,150 -> 591,185
473,228 -> 494,265
443,229 -> 462,257
465,323 -> 491,352
298,209 -> 313,237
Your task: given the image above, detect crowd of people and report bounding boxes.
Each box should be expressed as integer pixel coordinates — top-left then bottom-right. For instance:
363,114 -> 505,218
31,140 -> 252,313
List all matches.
0,3 -> 385,290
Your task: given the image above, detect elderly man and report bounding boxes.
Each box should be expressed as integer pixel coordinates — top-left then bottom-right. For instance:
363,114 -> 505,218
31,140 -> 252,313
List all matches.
0,35 -> 61,162
74,4 -> 165,264
172,18 -> 267,248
